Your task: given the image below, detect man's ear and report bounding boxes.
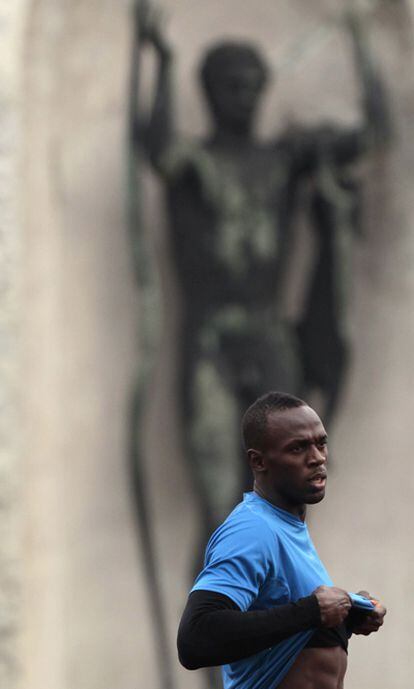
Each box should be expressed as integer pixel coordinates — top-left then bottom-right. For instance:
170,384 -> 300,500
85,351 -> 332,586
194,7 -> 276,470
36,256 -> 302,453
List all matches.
247,448 -> 266,473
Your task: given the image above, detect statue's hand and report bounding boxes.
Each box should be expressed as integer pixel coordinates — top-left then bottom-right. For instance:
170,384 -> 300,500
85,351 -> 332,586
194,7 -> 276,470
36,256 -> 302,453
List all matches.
134,0 -> 171,58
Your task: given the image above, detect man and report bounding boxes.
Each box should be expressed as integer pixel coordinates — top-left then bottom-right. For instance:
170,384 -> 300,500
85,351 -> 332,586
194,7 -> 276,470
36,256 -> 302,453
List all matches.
177,391 -> 386,689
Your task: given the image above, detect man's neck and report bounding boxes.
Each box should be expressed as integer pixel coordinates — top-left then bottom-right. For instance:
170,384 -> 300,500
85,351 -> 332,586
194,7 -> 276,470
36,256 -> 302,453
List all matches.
253,482 -> 306,521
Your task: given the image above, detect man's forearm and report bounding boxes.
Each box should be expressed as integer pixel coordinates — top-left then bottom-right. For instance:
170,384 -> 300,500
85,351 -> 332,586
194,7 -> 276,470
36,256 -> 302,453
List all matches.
177,590 -> 321,669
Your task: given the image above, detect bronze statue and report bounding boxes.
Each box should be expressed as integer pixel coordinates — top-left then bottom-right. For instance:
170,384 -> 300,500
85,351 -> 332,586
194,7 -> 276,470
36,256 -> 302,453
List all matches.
131,2 -> 389,533
127,4 -> 390,687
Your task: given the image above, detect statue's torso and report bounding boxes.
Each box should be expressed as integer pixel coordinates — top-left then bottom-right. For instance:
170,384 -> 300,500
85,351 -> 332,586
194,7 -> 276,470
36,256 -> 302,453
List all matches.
163,137 -> 299,311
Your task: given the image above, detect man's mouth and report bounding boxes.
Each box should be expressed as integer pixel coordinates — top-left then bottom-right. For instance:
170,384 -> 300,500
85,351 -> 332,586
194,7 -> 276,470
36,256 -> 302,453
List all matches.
307,472 -> 327,488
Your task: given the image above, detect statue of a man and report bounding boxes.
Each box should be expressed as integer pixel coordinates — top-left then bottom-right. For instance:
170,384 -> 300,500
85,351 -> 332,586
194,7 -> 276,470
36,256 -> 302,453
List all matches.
131,3 -> 390,554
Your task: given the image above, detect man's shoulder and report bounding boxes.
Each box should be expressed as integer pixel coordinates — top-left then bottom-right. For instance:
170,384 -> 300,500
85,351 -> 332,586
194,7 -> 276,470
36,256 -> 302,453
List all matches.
208,496 -> 277,551
225,497 -> 270,527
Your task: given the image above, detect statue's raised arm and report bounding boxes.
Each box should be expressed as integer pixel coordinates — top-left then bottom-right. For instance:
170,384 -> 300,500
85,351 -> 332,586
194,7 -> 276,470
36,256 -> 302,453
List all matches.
331,8 -> 392,163
295,5 -> 393,427
351,8 -> 392,144
131,0 -> 174,167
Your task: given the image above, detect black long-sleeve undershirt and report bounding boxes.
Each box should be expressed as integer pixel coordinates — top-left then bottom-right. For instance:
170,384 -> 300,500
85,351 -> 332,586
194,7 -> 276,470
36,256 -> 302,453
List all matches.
177,589 -> 321,670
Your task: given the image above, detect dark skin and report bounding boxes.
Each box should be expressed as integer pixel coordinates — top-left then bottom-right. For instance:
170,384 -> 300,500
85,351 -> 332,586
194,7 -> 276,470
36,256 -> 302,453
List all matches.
248,405 -> 386,689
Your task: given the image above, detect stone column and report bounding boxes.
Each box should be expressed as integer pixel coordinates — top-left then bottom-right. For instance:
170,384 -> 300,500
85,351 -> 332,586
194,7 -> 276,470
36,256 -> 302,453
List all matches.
21,2 -> 159,688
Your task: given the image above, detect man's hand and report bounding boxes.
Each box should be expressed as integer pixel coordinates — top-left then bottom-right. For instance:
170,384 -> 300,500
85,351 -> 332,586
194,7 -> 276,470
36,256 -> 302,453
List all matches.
351,590 -> 387,636
313,585 -> 352,627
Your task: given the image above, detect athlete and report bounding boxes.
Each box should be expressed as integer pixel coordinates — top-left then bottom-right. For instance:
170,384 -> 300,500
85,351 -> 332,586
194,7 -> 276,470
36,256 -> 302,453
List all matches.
177,391 -> 386,689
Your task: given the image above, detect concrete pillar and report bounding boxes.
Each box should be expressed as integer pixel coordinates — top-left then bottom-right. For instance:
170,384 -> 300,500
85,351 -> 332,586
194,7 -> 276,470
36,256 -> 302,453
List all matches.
22,2 -> 158,688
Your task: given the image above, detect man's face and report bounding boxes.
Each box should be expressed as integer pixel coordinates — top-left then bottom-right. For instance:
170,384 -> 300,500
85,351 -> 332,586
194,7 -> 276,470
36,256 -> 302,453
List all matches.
250,405 -> 328,517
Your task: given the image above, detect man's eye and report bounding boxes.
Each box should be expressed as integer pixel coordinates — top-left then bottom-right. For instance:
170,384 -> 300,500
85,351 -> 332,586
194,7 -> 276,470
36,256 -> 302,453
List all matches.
317,439 -> 328,449
290,445 -> 303,453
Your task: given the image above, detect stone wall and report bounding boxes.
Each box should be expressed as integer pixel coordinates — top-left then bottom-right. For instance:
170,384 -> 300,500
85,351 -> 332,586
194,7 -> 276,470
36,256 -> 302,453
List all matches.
1,1 -> 412,688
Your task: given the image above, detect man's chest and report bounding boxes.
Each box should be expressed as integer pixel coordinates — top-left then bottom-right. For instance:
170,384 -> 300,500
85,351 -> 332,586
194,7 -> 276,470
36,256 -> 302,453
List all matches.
253,532 -> 333,610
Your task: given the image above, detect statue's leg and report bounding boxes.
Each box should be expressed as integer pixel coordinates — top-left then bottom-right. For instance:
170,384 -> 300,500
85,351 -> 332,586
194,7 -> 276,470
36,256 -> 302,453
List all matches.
179,327 -> 243,689
179,326 -> 243,574
321,333 -> 350,427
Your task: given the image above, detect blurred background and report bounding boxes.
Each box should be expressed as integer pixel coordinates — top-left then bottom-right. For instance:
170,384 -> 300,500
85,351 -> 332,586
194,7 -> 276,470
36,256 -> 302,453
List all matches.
2,0 -> 414,688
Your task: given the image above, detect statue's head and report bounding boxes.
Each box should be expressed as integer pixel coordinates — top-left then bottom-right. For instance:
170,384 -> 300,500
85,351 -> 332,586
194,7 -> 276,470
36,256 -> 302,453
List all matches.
199,41 -> 269,133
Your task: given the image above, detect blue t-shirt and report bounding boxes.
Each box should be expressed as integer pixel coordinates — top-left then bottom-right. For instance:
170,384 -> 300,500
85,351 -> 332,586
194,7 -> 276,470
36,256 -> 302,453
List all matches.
191,492 -> 333,689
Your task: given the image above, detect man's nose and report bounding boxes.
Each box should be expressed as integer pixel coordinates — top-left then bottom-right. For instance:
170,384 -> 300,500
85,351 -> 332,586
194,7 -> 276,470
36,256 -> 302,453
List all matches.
308,444 -> 326,464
